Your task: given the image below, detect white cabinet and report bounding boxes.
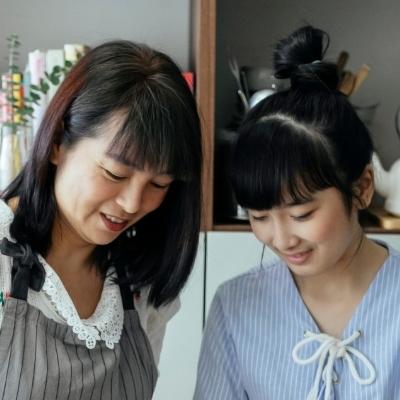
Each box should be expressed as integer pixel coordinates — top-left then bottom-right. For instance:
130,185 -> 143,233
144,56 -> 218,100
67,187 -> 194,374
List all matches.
205,232 -> 400,318
205,232 -> 277,314
368,234 -> 400,249
153,233 -> 205,400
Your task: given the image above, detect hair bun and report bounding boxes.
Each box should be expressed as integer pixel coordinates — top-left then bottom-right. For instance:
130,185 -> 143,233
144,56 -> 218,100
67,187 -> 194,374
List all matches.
273,25 -> 339,91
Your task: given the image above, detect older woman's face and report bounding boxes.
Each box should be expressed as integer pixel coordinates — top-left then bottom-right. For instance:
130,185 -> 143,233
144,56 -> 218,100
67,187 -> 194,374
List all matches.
51,118 -> 173,249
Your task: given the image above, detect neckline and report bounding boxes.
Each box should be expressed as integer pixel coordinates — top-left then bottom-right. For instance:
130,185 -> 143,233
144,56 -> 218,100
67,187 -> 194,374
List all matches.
0,199 -> 124,349
37,253 -> 124,348
285,243 -> 393,339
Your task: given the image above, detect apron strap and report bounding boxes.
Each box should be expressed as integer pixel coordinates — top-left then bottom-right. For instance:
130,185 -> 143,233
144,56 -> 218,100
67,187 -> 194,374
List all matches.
115,263 -> 134,310
0,238 -> 45,300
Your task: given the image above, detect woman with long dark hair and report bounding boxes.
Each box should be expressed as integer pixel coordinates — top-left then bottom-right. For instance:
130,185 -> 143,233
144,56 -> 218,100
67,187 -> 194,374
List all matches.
195,26 -> 399,400
0,40 -> 202,399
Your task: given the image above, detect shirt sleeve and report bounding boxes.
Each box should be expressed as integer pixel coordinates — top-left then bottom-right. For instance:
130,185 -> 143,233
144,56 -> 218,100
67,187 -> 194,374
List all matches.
0,217 -> 12,328
193,289 -> 248,400
134,287 -> 181,367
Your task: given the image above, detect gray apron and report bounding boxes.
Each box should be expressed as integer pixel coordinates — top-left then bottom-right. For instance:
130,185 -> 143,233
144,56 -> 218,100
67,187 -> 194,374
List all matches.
0,238 -> 158,399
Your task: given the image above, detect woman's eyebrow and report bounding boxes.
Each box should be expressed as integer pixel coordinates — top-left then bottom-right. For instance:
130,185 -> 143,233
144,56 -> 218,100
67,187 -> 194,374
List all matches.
104,155 -> 174,177
285,197 -> 315,207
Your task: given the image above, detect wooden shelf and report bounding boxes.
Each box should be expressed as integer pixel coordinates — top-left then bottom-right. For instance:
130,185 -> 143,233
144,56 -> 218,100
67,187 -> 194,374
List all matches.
213,208 -> 400,233
213,223 -> 400,234
213,223 -> 251,232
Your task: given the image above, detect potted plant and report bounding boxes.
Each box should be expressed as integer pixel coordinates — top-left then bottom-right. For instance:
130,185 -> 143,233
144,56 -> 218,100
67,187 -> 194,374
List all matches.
0,34 -> 73,189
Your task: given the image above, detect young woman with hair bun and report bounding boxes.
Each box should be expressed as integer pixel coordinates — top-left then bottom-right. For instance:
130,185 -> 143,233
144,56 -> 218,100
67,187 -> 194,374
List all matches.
195,25 -> 399,400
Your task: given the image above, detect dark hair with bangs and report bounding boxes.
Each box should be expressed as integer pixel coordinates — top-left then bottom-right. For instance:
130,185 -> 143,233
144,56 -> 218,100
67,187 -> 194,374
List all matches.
232,25 -> 373,213
2,40 -> 202,307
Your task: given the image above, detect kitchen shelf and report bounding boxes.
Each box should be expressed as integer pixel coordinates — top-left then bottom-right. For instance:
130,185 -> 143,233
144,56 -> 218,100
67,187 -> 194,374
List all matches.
213,223 -> 400,234
195,0 -> 400,237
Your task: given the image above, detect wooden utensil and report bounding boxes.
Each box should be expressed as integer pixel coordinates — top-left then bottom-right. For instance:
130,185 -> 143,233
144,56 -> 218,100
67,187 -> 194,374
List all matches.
336,51 -> 349,74
339,71 -> 355,96
351,64 -> 370,95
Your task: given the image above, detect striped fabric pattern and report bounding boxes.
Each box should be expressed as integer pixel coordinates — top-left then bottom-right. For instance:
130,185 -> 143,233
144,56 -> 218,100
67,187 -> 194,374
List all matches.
194,244 -> 400,399
0,298 -> 157,400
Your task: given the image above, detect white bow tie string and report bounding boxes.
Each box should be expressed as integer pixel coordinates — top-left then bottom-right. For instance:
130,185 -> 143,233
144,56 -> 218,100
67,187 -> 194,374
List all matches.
292,330 -> 376,400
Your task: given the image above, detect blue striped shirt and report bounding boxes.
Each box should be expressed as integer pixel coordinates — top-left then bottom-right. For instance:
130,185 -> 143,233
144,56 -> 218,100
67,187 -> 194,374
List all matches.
194,243 -> 400,399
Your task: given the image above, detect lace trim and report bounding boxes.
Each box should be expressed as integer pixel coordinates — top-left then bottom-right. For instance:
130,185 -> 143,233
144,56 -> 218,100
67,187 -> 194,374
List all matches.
0,200 -> 14,238
39,255 -> 124,349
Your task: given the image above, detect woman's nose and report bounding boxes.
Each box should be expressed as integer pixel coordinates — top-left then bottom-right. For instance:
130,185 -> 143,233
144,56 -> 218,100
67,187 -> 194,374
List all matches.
270,222 -> 299,252
116,182 -> 143,215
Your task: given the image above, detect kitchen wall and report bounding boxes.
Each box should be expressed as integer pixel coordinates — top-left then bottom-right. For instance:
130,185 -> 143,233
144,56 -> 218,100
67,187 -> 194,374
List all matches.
0,0 -> 191,72
216,0 -> 400,168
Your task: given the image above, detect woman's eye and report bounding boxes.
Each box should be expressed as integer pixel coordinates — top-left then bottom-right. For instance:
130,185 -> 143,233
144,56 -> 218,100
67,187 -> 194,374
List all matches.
292,211 -> 314,221
104,169 -> 126,181
151,181 -> 171,190
251,215 -> 268,222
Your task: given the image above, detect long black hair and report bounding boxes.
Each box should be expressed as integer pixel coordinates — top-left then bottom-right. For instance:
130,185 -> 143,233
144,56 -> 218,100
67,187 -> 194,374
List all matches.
3,41 -> 202,307
232,25 -> 373,212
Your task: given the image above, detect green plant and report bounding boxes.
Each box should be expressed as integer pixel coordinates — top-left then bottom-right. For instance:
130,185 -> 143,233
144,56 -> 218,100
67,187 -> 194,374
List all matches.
1,34 -> 73,129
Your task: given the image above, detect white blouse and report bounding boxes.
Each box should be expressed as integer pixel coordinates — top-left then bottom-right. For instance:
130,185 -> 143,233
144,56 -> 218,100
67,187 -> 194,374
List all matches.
0,200 -> 179,366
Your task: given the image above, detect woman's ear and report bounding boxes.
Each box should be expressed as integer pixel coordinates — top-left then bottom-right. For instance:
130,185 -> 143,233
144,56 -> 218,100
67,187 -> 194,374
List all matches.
353,164 -> 375,209
49,143 -> 62,166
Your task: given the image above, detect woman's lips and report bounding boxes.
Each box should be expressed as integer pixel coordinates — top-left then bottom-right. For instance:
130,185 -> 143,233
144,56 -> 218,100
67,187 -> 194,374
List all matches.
284,249 -> 313,265
101,213 -> 129,232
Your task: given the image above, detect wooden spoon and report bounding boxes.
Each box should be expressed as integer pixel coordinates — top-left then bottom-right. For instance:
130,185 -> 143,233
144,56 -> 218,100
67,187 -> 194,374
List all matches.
351,64 -> 370,95
339,71 -> 355,96
336,51 -> 349,74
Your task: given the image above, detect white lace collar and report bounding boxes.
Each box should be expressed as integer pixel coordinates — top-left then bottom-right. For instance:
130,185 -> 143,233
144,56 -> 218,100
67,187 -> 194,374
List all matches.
0,200 -> 124,350
37,254 -> 124,350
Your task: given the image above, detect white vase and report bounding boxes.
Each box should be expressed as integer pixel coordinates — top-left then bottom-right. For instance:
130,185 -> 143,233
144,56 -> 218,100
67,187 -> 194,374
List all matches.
372,152 -> 400,216
0,124 -> 31,190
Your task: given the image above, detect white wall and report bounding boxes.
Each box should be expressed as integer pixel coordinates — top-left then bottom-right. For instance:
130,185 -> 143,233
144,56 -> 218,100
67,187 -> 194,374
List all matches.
0,0 -> 191,71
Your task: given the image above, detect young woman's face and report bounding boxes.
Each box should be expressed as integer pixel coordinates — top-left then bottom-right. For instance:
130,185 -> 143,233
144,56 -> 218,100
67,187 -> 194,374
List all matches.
51,121 -> 173,248
248,188 -> 362,278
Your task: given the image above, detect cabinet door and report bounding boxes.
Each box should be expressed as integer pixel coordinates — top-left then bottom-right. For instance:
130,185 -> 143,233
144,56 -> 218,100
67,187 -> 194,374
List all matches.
152,234 -> 205,400
205,232 -> 277,316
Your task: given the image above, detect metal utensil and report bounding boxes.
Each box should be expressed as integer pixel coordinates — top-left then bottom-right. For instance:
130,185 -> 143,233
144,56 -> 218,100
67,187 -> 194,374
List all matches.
228,55 -> 245,93
240,69 -> 250,99
228,55 -> 250,111
237,89 -> 249,112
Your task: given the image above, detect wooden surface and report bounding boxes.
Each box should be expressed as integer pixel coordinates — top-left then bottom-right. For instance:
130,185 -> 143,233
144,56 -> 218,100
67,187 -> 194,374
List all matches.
193,0 -> 216,231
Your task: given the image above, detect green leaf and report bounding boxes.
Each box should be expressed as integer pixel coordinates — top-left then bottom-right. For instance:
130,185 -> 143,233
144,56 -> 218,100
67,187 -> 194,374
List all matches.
29,92 -> 41,101
40,81 -> 50,93
52,66 -> 62,74
49,75 -> 60,85
65,60 -> 73,68
29,84 -> 40,91
20,108 -> 33,115
9,65 -> 20,73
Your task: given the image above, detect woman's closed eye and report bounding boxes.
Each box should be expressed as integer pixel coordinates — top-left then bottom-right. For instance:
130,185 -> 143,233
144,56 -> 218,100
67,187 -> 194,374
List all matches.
250,214 -> 269,222
151,180 -> 172,190
103,168 -> 126,181
292,210 -> 315,221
